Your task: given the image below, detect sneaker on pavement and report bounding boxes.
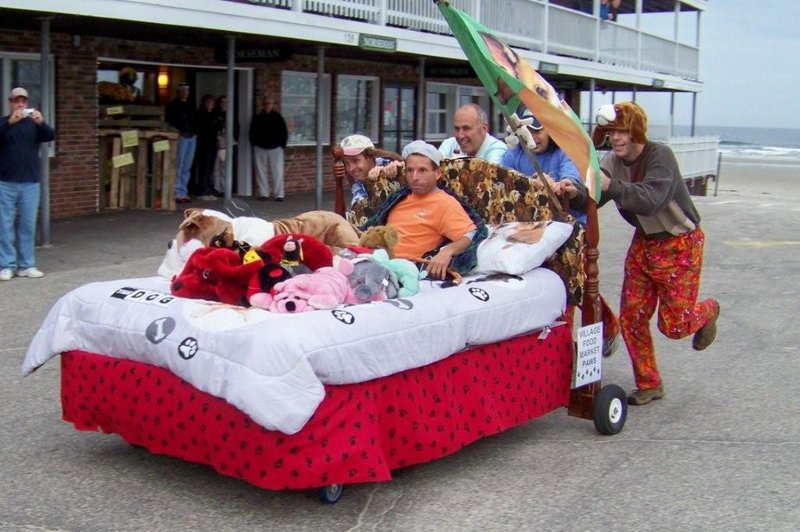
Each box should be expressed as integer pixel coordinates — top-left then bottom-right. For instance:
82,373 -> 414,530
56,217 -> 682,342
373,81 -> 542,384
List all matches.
0,268 -> 13,281
627,385 -> 665,406
692,300 -> 720,351
16,267 -> 44,278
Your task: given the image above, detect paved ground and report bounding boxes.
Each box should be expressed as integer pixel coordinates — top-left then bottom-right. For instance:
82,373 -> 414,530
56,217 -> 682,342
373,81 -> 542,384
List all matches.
1,162 -> 799,531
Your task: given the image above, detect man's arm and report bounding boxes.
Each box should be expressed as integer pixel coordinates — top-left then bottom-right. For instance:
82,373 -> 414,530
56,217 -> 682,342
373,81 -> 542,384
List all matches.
427,235 -> 471,280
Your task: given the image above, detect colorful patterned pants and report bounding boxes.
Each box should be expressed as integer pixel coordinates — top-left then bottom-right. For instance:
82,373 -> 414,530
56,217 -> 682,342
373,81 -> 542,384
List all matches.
620,228 -> 717,390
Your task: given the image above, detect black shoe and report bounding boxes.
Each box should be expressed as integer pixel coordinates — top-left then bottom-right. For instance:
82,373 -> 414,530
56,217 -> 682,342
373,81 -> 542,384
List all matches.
257,196 -> 270,201
223,197 -> 253,218
274,197 -> 284,202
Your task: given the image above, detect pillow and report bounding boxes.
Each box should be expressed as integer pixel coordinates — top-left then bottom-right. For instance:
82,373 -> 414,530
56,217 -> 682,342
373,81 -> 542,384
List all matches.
475,221 -> 574,275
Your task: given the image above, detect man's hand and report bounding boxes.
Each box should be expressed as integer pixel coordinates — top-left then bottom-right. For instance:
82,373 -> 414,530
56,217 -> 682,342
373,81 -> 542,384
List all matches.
31,110 -> 44,125
601,171 -> 612,192
426,246 -> 455,280
367,160 -> 404,180
552,180 -> 578,200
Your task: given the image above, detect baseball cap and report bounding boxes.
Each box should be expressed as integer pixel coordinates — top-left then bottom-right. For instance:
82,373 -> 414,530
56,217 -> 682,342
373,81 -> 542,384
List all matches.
520,108 -> 543,130
340,134 -> 374,156
9,87 -> 28,100
402,140 -> 443,166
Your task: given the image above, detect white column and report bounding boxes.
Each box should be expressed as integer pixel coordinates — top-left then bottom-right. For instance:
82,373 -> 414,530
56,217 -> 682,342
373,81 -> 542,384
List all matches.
315,46 -> 325,209
39,17 -> 51,245
225,36 -> 236,200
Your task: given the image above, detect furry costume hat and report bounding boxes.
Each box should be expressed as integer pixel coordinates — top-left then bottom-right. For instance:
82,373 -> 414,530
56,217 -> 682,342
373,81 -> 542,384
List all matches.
591,101 -> 648,148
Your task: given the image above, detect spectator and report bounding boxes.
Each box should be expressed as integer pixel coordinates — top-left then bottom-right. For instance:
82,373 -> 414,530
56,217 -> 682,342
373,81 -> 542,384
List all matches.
0,87 -> 56,281
249,95 -> 288,202
362,140 -> 487,279
194,94 -> 219,201
438,103 -> 507,164
212,95 -> 239,196
608,0 -> 620,22
593,101 -> 720,406
339,134 -> 402,206
165,83 -> 197,203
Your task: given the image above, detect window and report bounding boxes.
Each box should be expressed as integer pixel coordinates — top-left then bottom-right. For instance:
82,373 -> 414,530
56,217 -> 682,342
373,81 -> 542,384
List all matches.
335,75 -> 379,143
425,82 -> 491,141
281,71 -> 331,146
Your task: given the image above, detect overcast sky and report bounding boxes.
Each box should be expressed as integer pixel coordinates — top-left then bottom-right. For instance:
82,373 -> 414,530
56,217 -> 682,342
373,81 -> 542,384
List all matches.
585,1 -> 799,130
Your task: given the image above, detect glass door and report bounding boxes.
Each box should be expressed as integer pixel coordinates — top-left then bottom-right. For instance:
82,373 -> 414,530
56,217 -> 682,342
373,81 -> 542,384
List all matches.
382,85 -> 416,155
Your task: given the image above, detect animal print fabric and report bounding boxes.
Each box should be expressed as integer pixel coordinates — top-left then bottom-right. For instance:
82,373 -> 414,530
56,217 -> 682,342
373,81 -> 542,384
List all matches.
347,157 -> 585,304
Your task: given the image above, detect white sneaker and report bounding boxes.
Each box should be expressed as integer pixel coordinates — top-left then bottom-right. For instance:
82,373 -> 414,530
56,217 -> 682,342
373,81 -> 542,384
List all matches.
16,267 -> 44,278
0,268 -> 12,281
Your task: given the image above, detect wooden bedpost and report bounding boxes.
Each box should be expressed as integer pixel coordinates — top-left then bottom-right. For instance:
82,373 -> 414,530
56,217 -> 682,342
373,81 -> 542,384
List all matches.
332,146 -> 346,217
568,198 -> 601,419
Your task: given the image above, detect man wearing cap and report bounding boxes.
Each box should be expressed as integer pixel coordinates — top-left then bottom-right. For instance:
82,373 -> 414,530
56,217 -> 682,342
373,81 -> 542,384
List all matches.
249,95 -> 288,201
592,101 -> 720,406
502,108 -> 587,225
0,87 -> 55,281
165,83 -> 197,203
438,103 -> 506,164
363,140 -> 487,279
339,134 -> 402,206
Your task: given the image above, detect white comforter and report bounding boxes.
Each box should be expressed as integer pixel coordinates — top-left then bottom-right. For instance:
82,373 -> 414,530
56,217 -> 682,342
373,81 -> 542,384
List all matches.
23,269 -> 565,435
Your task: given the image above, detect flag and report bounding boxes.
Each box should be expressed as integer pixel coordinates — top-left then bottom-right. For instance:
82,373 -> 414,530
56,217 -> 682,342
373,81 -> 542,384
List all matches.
436,0 -> 601,202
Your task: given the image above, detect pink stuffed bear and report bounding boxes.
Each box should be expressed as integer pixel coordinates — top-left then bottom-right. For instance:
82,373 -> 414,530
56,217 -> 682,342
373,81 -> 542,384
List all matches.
265,258 -> 357,313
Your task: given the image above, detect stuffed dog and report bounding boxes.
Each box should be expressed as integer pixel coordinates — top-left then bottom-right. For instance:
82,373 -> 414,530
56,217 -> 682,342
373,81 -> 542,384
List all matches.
261,259 -> 356,313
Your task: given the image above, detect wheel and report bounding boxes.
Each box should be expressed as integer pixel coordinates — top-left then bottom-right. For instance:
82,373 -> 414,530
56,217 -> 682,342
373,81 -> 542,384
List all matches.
593,384 -> 627,435
318,483 -> 344,504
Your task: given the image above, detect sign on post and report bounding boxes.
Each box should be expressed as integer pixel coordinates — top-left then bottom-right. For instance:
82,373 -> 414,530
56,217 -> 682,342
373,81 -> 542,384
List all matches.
572,322 -> 603,388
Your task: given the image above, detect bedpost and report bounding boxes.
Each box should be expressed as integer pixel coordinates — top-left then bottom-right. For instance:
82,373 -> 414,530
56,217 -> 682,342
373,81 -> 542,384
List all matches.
568,198 -> 601,419
332,146 -> 346,216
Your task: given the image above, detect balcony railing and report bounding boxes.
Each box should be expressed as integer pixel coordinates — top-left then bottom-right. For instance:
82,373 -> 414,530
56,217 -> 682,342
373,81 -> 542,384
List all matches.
236,0 -> 700,80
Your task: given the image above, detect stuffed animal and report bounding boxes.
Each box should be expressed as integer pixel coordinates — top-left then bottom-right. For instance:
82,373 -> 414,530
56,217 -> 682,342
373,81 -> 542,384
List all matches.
259,233 -> 333,272
372,249 -> 420,298
247,262 -> 294,309
347,257 -> 392,303
170,247 -> 263,306
359,225 -> 400,258
266,258 -> 356,313
279,235 -> 312,276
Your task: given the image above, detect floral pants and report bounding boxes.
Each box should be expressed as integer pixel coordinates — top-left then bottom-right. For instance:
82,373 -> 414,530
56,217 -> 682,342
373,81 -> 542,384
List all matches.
620,228 -> 717,390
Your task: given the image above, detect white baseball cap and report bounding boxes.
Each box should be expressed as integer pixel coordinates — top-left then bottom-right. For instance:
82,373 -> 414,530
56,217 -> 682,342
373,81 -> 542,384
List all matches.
8,87 -> 28,100
340,134 -> 375,156
402,140 -> 443,166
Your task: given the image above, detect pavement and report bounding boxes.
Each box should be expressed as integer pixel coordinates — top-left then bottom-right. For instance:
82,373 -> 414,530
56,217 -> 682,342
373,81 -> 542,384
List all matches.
1,166 -> 799,531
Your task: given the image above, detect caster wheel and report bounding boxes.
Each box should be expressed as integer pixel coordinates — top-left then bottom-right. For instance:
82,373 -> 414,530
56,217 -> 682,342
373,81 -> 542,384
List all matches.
593,384 -> 627,435
318,483 -> 344,504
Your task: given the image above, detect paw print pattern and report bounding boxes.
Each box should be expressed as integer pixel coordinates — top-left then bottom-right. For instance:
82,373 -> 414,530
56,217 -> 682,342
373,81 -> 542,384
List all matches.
178,337 -> 198,360
331,310 -> 355,324
469,287 -> 490,302
60,325 -> 573,491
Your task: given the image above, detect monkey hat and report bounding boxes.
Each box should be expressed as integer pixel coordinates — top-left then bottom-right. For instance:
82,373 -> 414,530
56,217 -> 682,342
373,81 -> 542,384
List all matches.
591,101 -> 649,147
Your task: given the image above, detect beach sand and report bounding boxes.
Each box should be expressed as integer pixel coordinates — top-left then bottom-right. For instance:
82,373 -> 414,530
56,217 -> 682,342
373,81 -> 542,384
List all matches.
714,157 -> 800,200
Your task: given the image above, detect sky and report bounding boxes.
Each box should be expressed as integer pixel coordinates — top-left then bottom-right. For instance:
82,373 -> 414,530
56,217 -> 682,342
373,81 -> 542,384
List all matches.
588,0 -> 800,130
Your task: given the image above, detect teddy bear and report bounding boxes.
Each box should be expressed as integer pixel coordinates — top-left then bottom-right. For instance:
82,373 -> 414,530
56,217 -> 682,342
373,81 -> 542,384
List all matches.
371,249 -> 420,298
358,225 -> 400,258
264,258 -> 356,313
347,257 -> 393,303
170,247 -> 263,306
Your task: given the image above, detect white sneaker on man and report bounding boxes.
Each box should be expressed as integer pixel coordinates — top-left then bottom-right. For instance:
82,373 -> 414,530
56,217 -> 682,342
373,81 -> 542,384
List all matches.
0,268 -> 13,281
16,267 -> 44,278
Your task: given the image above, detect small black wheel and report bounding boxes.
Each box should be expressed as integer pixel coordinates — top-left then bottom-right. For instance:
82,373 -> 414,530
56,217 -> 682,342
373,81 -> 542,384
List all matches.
318,484 -> 344,504
593,384 -> 627,435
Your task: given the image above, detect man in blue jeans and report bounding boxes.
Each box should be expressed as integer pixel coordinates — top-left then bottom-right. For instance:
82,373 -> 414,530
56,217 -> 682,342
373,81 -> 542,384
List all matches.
165,83 -> 197,203
0,87 -> 56,281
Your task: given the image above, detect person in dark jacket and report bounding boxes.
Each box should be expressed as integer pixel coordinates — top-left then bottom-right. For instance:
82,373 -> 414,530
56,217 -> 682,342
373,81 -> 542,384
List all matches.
249,95 -> 288,201
0,87 -> 56,281
194,94 -> 219,200
165,83 -> 196,203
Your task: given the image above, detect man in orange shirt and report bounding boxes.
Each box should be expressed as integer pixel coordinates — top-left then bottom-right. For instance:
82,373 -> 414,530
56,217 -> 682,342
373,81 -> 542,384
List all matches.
363,140 -> 486,280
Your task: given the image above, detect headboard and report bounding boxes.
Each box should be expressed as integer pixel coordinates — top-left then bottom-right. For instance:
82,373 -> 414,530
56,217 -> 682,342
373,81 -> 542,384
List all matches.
332,149 -> 600,308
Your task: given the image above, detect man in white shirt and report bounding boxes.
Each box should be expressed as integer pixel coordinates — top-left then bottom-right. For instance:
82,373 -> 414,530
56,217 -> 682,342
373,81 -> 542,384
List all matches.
438,103 -> 506,164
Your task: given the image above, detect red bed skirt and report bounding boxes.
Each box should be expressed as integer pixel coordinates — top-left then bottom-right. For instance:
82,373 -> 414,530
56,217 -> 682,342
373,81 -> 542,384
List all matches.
61,324 -> 572,491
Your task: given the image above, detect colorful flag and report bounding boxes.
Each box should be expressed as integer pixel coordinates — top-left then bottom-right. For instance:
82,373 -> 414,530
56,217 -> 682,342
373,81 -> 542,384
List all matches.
436,0 -> 601,201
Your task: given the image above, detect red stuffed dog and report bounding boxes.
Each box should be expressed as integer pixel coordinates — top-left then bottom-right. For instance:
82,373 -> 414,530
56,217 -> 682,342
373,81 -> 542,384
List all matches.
171,247 -> 262,306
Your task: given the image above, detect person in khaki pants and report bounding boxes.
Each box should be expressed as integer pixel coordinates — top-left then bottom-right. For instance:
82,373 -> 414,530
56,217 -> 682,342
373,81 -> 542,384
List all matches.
249,95 -> 288,201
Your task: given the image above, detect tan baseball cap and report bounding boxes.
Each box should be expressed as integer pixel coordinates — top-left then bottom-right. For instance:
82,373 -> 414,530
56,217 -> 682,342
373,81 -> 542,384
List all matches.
9,87 -> 28,100
340,134 -> 374,156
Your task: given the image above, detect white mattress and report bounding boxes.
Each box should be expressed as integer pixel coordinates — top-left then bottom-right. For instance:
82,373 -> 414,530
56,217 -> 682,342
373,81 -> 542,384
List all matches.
22,269 -> 566,435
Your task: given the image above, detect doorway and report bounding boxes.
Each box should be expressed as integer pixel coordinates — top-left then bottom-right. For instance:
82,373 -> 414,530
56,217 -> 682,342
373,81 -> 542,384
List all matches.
382,85 -> 415,154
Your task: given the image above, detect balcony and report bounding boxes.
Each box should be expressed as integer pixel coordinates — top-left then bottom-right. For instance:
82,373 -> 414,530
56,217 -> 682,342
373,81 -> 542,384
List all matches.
238,0 -> 700,81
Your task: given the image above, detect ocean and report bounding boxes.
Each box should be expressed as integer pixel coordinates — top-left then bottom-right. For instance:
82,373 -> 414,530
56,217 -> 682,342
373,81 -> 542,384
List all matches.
649,125 -> 800,165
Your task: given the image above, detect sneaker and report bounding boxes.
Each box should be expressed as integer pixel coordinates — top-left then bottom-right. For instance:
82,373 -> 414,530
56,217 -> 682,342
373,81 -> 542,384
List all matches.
274,197 -> 284,202
198,194 -> 217,201
0,268 -> 12,281
692,300 -> 720,351
16,267 -> 44,278
627,385 -> 665,406
257,196 -> 270,201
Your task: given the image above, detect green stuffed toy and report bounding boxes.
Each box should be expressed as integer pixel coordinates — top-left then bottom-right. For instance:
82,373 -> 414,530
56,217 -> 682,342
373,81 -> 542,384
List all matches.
372,249 -> 420,298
